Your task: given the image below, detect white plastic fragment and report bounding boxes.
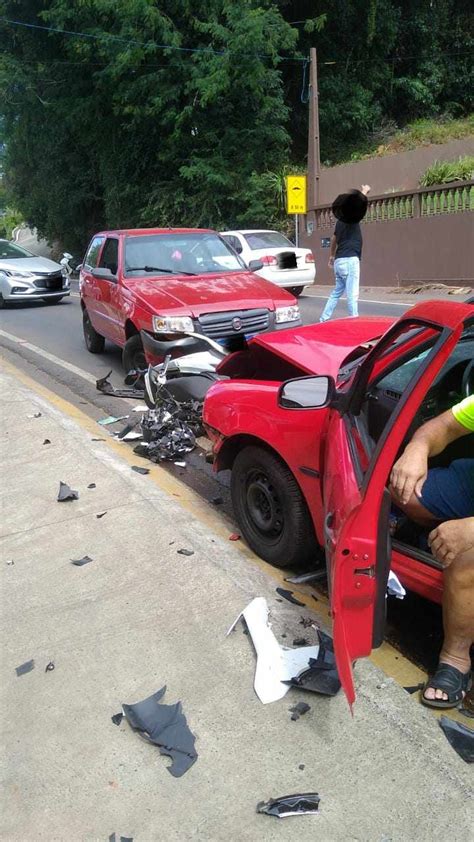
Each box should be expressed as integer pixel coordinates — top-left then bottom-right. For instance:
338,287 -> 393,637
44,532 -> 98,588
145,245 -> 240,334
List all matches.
227,597 -> 320,704
387,570 -> 406,599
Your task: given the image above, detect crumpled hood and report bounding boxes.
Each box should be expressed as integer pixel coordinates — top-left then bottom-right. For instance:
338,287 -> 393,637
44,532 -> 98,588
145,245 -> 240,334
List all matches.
124,271 -> 294,315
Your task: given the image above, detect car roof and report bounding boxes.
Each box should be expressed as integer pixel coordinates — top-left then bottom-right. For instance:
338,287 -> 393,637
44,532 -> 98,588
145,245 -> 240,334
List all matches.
221,229 -> 280,235
93,227 -> 215,237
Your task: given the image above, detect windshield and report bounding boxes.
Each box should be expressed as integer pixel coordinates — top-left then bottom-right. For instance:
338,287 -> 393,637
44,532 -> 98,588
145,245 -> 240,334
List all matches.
0,241 -> 35,259
244,231 -> 294,250
124,233 -> 245,277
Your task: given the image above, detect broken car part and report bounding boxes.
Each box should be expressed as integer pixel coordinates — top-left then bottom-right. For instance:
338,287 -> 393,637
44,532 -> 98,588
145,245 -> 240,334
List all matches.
42,438 -> 51,445
109,834 -> 133,842
111,712 -> 124,726
87,483 -> 96,489
15,659 -> 35,676
70,555 -> 93,567
256,793 -> 320,818
289,702 -> 311,721
403,683 -> 425,695
387,570 -> 406,599
122,685 -> 197,777
285,570 -> 326,585
96,370 -> 144,399
57,481 -> 79,502
439,716 -> 474,763
276,588 -> 305,607
96,511 -> 107,519
227,597 -> 320,704
177,548 -> 194,557
98,415 -> 129,426
131,465 -> 150,475
284,630 -> 341,697
45,661 -> 55,672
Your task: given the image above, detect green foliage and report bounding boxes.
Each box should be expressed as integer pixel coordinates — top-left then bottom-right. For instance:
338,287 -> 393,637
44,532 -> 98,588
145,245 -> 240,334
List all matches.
0,207 -> 24,240
419,156 -> 474,187
341,114 -> 474,162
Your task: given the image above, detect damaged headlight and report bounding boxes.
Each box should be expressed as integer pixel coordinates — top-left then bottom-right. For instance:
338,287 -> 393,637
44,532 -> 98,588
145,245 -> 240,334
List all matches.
152,315 -> 195,333
275,305 -> 300,324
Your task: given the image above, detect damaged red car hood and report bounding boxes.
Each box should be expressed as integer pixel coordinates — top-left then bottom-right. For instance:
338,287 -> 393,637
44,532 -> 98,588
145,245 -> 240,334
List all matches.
124,271 -> 293,316
249,316 -> 395,377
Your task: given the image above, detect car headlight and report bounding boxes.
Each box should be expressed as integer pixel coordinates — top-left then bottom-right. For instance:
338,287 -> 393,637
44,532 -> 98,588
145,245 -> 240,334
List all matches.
275,305 -> 300,324
3,270 -> 34,279
152,315 -> 195,333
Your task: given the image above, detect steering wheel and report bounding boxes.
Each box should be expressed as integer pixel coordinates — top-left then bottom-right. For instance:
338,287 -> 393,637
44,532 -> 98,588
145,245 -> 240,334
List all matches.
461,359 -> 474,398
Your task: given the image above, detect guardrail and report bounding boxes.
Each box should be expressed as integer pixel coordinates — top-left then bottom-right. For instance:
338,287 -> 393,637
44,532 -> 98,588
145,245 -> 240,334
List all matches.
313,180 -> 474,228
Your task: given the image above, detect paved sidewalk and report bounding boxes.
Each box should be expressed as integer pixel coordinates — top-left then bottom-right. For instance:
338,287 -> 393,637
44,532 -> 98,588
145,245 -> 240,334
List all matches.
1,366 -> 472,842
306,284 -> 473,303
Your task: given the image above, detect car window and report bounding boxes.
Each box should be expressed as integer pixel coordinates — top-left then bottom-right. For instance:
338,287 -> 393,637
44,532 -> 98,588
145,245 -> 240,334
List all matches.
98,238 -> 119,275
124,232 -> 245,276
223,235 -> 243,255
244,231 -> 294,250
84,236 -> 105,270
0,240 -> 35,259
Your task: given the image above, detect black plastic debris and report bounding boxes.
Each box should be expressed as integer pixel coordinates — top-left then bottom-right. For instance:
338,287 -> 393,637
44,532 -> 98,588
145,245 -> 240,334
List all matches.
211,495 -> 223,505
177,548 -> 194,557
256,793 -> 320,818
6,559 -> 14,566
111,712 -> 124,726
293,637 -> 309,647
91,437 -> 106,442
109,834 -> 133,842
439,716 -> 474,763
300,617 -> 316,629
289,702 -> 311,721
31,412 -> 42,418
276,588 -> 305,607
117,421 -> 139,440
97,370 -> 144,399
70,555 -> 93,567
57,481 -> 79,502
298,764 -> 305,771
284,630 -> 341,696
43,438 -> 51,445
139,408 -> 196,463
87,483 -> 96,489
460,688 -> 474,719
403,683 -> 424,694
15,659 -> 35,676
131,465 -> 150,475
96,511 -> 107,519
122,686 -> 197,777
45,661 -> 55,672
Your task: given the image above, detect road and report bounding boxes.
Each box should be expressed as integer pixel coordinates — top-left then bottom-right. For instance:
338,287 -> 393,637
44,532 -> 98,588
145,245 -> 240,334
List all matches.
0,284 -> 451,675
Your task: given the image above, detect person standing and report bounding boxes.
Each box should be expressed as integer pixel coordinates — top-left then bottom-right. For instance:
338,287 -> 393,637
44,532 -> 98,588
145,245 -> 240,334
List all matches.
319,184 -> 371,322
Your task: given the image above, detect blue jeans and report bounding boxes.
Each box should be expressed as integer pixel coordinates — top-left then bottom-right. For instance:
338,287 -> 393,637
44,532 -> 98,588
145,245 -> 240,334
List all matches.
320,256 -> 360,322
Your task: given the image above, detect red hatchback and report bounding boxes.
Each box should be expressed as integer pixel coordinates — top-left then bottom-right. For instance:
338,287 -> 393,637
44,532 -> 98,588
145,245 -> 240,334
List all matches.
79,228 -> 301,371
202,301 -> 474,704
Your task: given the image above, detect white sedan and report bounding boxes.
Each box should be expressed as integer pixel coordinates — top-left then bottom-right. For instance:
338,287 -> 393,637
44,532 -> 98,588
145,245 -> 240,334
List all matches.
220,229 -> 315,296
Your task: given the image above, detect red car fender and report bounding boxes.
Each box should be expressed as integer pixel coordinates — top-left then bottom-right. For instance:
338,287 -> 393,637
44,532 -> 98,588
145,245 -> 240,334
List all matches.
203,379 -> 329,544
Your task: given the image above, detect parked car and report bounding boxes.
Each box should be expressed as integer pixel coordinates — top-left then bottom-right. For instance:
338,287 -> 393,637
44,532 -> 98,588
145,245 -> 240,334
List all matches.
0,240 -> 70,308
79,228 -> 301,371
202,301 -> 474,704
220,229 -> 315,296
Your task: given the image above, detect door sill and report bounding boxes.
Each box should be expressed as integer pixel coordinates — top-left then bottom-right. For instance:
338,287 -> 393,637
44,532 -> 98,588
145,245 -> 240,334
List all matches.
392,539 -> 443,571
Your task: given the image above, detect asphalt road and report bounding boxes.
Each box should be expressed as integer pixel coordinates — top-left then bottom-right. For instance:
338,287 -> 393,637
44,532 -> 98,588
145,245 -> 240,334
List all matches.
0,284 -> 446,674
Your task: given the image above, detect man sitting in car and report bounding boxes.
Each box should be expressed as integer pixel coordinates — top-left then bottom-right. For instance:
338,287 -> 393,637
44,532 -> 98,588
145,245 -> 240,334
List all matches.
390,394 -> 474,709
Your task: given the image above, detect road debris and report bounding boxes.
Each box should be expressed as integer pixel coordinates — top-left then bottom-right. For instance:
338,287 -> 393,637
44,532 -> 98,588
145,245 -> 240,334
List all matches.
459,687 -> 474,719
256,793 -> 320,818
439,716 -> 474,763
96,511 -> 107,519
276,588 -> 305,607
229,533 -> 240,541
387,571 -> 406,599
45,661 -> 55,672
28,412 -> 42,418
227,597 -> 320,704
111,712 -> 124,726
87,483 -> 96,489
177,548 -> 194,557
284,630 -> 341,697
116,421 -> 140,440
15,659 -> 35,676
98,415 -> 129,426
131,465 -> 150,475
91,437 -> 106,442
6,559 -> 14,566
70,555 -> 93,567
211,495 -> 223,505
136,408 -> 196,462
109,834 -> 133,842
300,617 -> 319,630
285,570 -> 326,585
403,683 -> 424,694
293,637 -> 309,647
57,481 -> 79,502
96,370 -> 144,399
122,685 -> 198,777
289,702 -> 311,721
42,438 -> 51,445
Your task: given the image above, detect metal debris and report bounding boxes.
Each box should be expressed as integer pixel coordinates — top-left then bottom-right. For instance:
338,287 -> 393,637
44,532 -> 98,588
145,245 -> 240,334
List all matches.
122,686 -> 198,777
70,555 -> 93,567
57,481 -> 79,502
15,659 -> 35,676
257,793 -> 320,818
439,716 -> 474,763
276,588 -> 305,607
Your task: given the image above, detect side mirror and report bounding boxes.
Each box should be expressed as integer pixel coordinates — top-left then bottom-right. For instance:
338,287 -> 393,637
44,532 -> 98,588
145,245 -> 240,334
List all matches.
248,259 -> 264,272
91,267 -> 117,282
278,375 -> 335,410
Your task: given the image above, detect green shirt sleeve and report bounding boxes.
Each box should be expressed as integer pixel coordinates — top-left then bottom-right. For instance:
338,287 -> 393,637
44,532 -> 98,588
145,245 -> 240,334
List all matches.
452,395 -> 474,432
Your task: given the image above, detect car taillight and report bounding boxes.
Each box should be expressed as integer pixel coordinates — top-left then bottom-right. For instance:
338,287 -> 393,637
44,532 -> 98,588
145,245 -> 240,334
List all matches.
260,255 -> 278,265
305,252 -> 315,263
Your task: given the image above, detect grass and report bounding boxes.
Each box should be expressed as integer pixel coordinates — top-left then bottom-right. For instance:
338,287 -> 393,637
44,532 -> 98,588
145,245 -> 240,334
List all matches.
419,155 -> 474,187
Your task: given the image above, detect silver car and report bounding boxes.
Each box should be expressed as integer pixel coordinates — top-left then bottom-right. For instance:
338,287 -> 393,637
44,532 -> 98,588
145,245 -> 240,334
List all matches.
0,240 -> 70,308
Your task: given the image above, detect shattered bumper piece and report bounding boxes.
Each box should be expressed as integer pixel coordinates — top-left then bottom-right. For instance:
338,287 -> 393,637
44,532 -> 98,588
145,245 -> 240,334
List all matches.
57,481 -> 79,502
96,370 -> 144,399
122,685 -> 197,777
257,792 -> 320,818
15,659 -> 35,676
283,630 -> 341,697
439,716 -> 474,763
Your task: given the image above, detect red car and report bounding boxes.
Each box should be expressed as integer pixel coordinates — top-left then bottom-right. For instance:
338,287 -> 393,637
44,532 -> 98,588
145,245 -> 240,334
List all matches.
79,228 -> 301,371
203,301 -> 474,704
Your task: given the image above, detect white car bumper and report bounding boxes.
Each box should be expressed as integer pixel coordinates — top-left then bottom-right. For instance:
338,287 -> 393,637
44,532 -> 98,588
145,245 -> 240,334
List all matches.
257,266 -> 315,288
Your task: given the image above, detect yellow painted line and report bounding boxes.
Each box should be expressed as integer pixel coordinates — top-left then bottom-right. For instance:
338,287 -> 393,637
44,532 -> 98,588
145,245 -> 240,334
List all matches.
1,356 -> 465,722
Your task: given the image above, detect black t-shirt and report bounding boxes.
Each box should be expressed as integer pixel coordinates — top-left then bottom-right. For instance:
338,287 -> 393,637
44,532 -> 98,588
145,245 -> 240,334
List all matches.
334,220 -> 362,258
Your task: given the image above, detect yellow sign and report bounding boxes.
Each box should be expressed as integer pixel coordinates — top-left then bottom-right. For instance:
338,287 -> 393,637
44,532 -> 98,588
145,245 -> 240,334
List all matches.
286,175 -> 307,214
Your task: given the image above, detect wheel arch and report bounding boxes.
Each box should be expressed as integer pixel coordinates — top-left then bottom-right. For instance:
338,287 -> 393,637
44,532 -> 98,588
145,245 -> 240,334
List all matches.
124,319 -> 140,340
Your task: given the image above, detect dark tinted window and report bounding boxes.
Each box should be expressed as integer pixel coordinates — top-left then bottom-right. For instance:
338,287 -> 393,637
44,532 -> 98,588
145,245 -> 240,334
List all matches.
223,235 -> 243,254
98,238 -> 119,275
84,236 -> 105,269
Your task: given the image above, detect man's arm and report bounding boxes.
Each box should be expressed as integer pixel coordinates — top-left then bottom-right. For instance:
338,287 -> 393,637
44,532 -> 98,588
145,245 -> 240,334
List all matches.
390,409 -> 470,504
328,234 -> 337,269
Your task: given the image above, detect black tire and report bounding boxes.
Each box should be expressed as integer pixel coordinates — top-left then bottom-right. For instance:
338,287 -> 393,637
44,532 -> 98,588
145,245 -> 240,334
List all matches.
122,334 -> 146,374
0,293 -> 7,309
83,308 -> 105,353
231,445 -> 317,568
286,286 -> 304,297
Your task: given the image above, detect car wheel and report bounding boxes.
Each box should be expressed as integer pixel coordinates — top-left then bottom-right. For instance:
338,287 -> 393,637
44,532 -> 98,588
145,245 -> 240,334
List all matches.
122,334 -> 147,374
286,286 -> 304,297
83,309 -> 105,353
231,445 -> 317,568
0,293 -> 7,309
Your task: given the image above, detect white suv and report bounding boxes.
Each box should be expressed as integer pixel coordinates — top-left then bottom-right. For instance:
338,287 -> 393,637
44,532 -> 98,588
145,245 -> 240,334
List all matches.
220,229 -> 315,297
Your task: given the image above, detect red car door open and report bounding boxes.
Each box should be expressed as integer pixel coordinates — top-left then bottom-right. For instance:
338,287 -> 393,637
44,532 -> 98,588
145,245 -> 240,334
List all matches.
323,306 -> 470,708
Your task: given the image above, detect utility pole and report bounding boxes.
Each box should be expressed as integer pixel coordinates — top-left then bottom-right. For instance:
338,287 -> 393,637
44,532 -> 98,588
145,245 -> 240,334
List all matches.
307,47 -> 321,210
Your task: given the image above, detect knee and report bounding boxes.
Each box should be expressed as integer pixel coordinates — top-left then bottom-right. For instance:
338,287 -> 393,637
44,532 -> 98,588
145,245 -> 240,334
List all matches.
446,552 -> 474,586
